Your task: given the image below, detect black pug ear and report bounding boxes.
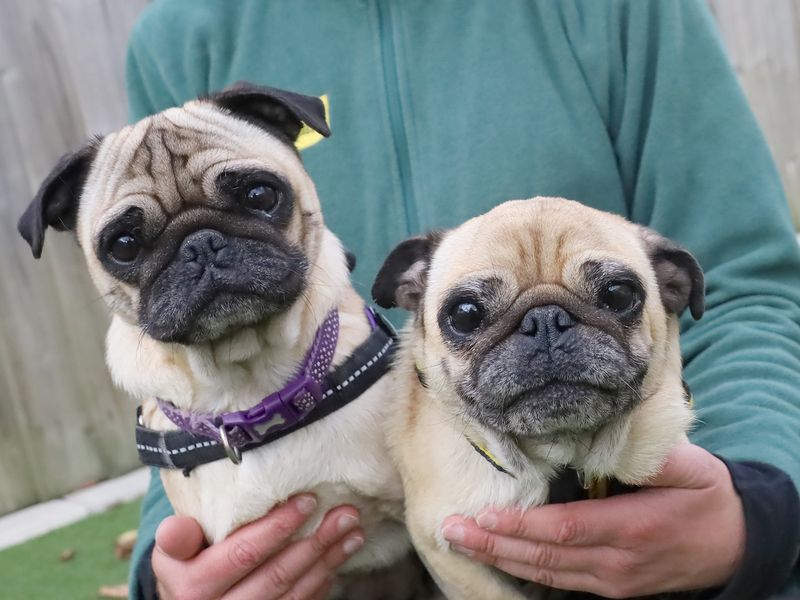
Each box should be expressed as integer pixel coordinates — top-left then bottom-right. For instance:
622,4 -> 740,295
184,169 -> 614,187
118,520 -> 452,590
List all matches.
18,140 -> 100,259
372,231 -> 445,312
638,226 -> 705,320
207,82 -> 331,143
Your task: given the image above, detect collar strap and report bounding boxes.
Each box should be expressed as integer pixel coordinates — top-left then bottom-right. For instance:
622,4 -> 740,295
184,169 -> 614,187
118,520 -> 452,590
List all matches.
156,310 -> 340,452
466,437 -> 516,479
547,467 -> 635,503
576,471 -> 610,500
682,378 -> 694,408
466,436 -> 615,499
415,363 -> 428,389
136,308 -> 397,472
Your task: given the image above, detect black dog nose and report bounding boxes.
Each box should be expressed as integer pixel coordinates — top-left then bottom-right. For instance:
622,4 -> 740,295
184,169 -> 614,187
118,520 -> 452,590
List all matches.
180,229 -> 228,265
519,305 -> 575,344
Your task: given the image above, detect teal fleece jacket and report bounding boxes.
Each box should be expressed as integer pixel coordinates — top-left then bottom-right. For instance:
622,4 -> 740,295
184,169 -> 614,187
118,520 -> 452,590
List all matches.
125,0 -> 800,596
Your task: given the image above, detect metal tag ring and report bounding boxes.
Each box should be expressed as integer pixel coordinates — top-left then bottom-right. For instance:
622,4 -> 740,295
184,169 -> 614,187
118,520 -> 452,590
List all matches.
219,425 -> 242,465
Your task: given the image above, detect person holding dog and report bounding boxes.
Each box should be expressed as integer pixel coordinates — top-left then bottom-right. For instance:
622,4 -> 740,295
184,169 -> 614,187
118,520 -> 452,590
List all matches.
125,1 -> 800,599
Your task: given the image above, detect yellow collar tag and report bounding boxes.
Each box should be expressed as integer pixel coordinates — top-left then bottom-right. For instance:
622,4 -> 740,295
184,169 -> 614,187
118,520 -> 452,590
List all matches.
682,379 -> 694,409
577,471 -> 609,500
468,436 -> 610,498
467,437 -> 516,479
295,94 -> 330,151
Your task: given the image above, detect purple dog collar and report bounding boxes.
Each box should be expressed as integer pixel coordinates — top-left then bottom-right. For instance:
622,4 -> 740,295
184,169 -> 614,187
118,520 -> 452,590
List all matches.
157,309 -> 340,464
136,307 -> 397,471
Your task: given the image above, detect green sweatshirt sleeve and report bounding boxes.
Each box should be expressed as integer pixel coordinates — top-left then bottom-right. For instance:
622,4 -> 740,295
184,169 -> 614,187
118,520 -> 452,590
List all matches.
574,0 -> 800,486
127,468 -> 171,600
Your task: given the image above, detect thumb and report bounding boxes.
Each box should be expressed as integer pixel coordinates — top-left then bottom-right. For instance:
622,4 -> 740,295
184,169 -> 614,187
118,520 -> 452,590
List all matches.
646,442 -> 722,489
155,515 -> 207,561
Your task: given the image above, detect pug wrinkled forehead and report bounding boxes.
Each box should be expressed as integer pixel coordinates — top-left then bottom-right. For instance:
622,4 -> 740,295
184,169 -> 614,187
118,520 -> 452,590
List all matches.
373,198 -> 704,437
18,84 -> 331,344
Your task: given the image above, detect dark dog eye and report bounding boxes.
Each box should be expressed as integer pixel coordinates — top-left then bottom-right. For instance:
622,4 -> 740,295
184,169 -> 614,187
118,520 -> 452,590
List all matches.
243,183 -> 279,214
448,301 -> 484,334
600,282 -> 638,312
109,233 -> 141,263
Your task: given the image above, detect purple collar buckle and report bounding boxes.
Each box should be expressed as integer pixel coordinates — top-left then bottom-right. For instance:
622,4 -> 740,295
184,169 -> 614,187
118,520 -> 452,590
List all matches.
158,309 -> 340,464
219,373 -> 324,453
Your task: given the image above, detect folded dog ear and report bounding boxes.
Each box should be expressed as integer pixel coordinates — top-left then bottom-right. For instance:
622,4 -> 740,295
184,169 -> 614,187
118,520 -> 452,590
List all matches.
372,231 -> 445,312
208,82 -> 331,143
637,226 -> 705,320
18,140 -> 100,259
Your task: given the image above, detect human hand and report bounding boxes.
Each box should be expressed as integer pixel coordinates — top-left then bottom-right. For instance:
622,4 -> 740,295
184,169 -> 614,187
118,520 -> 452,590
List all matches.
442,443 -> 746,598
153,494 -> 364,600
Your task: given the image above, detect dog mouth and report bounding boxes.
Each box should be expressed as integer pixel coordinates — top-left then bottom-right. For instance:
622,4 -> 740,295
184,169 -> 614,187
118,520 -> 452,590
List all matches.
461,380 -> 639,436
142,283 -> 304,345
457,319 -> 648,436
138,236 -> 308,344
161,290 -> 291,344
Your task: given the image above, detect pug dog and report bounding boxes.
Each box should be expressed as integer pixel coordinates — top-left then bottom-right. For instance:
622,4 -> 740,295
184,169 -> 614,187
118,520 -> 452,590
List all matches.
372,198 -> 702,600
17,84 -> 412,584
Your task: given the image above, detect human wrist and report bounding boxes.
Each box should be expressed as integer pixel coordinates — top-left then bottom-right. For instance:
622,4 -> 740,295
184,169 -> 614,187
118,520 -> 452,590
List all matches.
705,457 -> 800,600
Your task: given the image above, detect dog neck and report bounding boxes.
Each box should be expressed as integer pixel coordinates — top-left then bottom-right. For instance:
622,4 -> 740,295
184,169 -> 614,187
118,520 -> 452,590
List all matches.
406,317 -> 689,484
106,228 -> 360,416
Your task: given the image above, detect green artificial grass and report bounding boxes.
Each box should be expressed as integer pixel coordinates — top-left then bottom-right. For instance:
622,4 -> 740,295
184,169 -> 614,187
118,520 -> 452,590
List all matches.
0,499 -> 142,600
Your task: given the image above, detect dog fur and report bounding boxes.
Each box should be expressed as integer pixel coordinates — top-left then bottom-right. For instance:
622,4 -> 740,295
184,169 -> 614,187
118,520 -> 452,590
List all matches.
18,86 -> 409,578
373,198 -> 701,599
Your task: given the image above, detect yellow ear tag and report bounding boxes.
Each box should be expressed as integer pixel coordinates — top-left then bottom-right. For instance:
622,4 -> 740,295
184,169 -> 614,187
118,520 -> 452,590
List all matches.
295,94 -> 330,152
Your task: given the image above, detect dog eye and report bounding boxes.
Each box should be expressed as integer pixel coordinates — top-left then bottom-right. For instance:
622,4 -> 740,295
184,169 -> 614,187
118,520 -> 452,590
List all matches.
599,282 -> 639,312
109,233 -> 141,263
243,183 -> 279,214
448,301 -> 484,334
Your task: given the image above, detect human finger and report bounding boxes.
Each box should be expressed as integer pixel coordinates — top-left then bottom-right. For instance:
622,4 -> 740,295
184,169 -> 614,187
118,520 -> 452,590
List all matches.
646,442 -> 726,489
442,517 -> 605,572
275,530 -> 365,600
462,552 -> 612,597
186,494 -> 319,597
222,507 -> 361,600
461,499 -> 630,547
155,515 -> 206,561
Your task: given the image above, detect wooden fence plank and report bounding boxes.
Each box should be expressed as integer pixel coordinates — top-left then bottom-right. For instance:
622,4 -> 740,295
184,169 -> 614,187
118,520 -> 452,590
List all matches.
0,0 -> 147,515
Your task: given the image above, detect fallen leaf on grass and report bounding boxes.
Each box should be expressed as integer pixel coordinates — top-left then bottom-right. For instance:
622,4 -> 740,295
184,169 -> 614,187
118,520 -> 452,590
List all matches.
58,548 -> 76,562
97,584 -> 128,598
114,529 -> 137,560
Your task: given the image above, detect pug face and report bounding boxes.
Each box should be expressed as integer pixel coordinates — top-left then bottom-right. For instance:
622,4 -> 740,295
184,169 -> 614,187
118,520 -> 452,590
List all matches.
18,84 -> 331,344
373,198 -> 703,437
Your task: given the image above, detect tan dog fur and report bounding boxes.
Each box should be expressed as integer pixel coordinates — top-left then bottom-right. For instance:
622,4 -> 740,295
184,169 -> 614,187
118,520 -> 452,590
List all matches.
384,199 -> 694,599
42,98 -> 409,571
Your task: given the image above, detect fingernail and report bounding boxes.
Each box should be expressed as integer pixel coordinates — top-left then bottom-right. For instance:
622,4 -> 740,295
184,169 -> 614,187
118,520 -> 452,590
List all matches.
442,523 -> 465,543
337,513 -> 359,534
476,511 -> 497,530
450,543 -> 474,556
295,494 -> 317,515
343,535 -> 364,555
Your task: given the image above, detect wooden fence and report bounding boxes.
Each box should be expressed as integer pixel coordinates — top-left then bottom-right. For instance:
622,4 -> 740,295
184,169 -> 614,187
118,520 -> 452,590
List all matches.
0,0 -> 798,515
0,0 -> 148,515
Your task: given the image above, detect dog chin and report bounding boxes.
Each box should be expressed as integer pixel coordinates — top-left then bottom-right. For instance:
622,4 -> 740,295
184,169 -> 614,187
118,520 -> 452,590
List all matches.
142,291 -> 296,345
463,381 -> 641,437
